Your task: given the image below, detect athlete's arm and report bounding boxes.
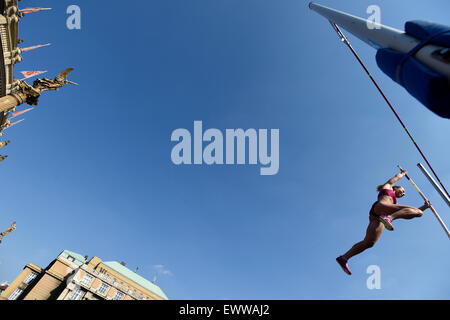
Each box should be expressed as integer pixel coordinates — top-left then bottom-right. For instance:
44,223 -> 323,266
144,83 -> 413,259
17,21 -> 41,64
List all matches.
419,200 -> 432,211
382,171 -> 407,189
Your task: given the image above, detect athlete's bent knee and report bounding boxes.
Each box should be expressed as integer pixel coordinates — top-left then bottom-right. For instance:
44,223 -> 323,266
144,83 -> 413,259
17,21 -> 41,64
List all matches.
407,208 -> 423,217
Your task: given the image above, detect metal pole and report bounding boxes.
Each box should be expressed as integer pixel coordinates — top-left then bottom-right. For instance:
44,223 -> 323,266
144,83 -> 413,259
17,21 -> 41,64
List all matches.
308,2 -> 450,82
398,166 -> 450,239
417,163 -> 450,207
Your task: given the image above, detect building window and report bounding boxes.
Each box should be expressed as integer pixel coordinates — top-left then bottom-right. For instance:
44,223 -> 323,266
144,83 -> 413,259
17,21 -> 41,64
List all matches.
114,291 -> 124,300
81,274 -> 93,286
8,288 -> 24,300
98,283 -> 109,294
23,272 -> 37,285
71,288 -> 84,300
67,255 -> 76,262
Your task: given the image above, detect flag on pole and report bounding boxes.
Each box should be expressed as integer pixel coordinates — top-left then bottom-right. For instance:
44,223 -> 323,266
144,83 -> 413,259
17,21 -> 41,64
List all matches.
20,70 -> 47,81
11,108 -> 34,118
5,119 -> 25,130
21,43 -> 51,53
20,8 -> 52,14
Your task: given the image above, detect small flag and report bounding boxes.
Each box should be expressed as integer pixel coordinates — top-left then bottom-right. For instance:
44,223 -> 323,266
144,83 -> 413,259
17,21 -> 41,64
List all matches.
20,70 -> 47,80
20,8 -> 52,14
5,119 -> 25,130
11,108 -> 34,118
21,43 -> 51,53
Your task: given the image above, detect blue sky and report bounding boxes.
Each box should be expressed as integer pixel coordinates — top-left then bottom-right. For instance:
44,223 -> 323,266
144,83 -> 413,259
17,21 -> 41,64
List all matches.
0,0 -> 449,299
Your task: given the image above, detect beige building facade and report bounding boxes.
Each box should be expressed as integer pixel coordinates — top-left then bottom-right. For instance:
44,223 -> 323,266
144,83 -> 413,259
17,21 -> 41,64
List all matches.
1,249 -> 168,300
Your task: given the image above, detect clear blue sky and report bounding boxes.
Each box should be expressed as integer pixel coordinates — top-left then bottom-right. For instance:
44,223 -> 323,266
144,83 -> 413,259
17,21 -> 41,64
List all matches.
1,0 -> 449,299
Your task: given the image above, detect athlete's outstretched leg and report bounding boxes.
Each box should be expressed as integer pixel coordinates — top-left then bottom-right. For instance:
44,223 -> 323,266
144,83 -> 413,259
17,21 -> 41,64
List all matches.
343,217 -> 384,260
336,217 -> 384,275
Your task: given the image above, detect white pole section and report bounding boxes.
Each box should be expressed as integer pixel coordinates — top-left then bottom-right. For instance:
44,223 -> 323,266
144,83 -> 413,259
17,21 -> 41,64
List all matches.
398,166 -> 450,239
417,163 -> 450,208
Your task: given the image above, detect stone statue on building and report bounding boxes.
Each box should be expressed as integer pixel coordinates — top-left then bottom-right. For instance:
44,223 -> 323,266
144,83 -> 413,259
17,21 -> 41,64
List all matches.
0,221 -> 16,244
14,68 -> 78,106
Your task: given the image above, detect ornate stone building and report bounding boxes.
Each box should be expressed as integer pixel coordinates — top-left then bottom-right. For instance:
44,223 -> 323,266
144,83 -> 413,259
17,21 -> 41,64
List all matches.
0,249 -> 168,300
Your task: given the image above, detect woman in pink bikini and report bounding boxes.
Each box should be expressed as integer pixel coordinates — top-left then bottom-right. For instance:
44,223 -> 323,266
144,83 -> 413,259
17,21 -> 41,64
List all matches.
336,170 -> 432,275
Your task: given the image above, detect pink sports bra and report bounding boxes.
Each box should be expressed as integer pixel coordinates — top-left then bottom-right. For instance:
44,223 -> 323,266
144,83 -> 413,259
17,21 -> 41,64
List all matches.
378,189 -> 397,204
